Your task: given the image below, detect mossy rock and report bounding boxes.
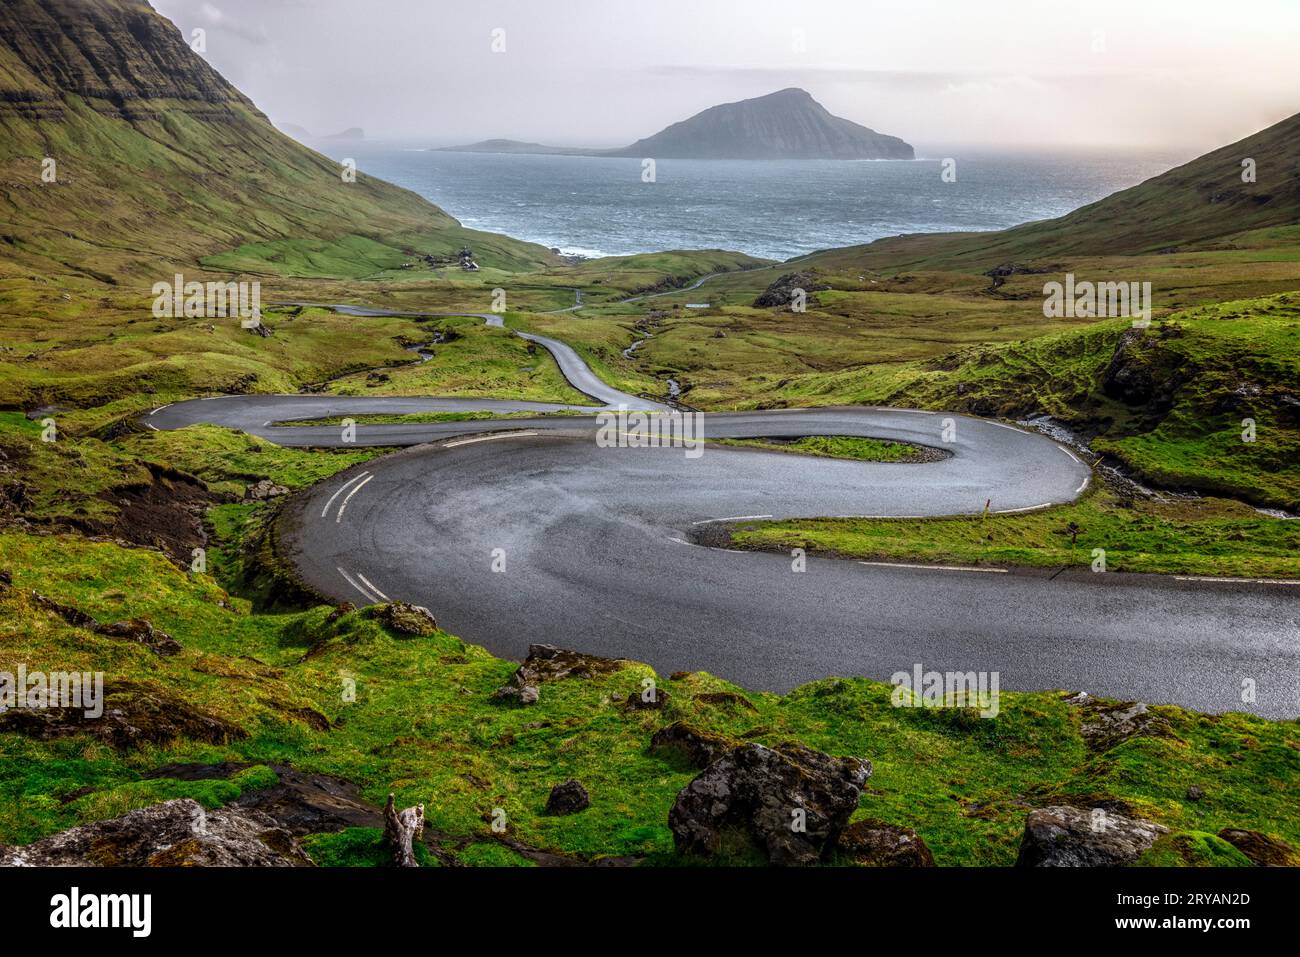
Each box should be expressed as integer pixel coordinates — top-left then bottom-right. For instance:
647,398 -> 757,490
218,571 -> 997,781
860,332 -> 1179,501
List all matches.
1135,832 -> 1254,867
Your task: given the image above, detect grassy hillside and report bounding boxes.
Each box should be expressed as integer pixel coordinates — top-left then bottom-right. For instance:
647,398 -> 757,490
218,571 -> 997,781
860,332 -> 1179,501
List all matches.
2,526 -> 1296,866
0,0 -> 556,283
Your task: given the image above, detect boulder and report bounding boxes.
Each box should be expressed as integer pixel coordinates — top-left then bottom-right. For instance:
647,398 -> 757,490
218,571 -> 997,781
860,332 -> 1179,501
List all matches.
752,270 -> 831,309
374,602 -> 438,636
0,798 -> 310,866
1063,692 -> 1173,751
545,779 -> 590,815
1015,805 -> 1168,867
668,741 -> 872,866
492,644 -> 626,705
836,818 -> 935,867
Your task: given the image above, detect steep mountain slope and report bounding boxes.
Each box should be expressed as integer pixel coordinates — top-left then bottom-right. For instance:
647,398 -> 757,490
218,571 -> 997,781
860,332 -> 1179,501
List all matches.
0,0 -> 554,282
610,88 -> 914,160
807,109 -> 1300,271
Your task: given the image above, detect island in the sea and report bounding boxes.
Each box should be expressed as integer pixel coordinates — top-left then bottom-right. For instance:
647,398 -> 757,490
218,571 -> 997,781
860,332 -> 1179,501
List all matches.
439,88 -> 914,160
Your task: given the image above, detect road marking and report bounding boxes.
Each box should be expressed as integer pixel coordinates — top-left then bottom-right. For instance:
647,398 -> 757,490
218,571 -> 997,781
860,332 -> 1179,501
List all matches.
691,515 -> 774,525
994,502 -> 1054,514
146,423 -> 158,431
988,421 -> 1028,433
337,567 -> 380,603
835,514 -> 923,520
356,572 -> 390,601
668,536 -> 694,547
858,561 -> 1008,574
335,474 -> 375,524
1058,446 -> 1083,465
443,430 -> 539,448
320,471 -> 371,518
148,404 -> 171,416
1175,575 -> 1300,586
1074,476 -> 1090,495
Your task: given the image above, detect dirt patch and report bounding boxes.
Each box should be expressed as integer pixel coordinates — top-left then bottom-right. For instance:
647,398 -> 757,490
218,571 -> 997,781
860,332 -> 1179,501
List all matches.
82,463 -> 209,565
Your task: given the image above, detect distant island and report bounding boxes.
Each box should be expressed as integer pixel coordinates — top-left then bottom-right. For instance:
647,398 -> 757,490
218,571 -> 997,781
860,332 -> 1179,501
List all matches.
438,88 -> 913,161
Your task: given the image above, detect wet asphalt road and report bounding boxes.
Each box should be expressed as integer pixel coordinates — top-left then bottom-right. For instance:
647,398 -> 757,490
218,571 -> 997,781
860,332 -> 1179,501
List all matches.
147,312 -> 1300,718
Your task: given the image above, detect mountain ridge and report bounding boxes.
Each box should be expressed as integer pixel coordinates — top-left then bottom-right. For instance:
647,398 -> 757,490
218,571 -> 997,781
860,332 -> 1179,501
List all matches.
0,0 -> 555,282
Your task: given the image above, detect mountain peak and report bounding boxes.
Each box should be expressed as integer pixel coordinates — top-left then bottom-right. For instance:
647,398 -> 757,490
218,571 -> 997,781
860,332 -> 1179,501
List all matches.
609,88 -> 913,160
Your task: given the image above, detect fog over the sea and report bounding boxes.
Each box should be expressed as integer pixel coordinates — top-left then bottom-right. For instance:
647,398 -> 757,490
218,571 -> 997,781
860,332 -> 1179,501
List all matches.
154,0 -> 1300,154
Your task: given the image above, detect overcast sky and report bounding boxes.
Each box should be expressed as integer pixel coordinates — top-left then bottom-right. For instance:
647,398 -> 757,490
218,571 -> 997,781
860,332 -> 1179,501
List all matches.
154,0 -> 1300,153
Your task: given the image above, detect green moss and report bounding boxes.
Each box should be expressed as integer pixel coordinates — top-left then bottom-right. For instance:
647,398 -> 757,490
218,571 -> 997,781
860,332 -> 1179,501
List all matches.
1136,832 -> 1254,867
452,842 -> 536,867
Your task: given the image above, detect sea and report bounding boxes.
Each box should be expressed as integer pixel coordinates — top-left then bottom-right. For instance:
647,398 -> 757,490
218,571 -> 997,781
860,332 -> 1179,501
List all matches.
319,142 -> 1188,262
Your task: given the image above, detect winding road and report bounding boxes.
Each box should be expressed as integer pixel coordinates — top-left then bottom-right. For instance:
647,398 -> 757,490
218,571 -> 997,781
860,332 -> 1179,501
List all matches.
146,307 -> 1300,719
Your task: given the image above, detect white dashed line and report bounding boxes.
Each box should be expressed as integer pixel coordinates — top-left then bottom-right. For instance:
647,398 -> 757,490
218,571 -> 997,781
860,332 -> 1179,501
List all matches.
320,471 -> 371,519
858,561 -> 1008,574
443,431 -> 539,449
337,567 -> 380,603
1074,476 -> 1090,495
356,572 -> 390,601
1175,576 -> 1300,586
994,502 -> 1054,514
335,474 -> 374,524
691,514 -> 774,525
1058,446 -> 1083,465
148,404 -> 171,416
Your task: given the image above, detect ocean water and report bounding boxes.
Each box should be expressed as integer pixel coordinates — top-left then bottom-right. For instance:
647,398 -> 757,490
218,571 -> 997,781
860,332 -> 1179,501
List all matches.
323,142 -> 1185,261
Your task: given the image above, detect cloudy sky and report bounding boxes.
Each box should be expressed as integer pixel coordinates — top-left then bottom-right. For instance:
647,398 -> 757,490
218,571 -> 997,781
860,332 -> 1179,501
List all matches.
154,0 -> 1300,154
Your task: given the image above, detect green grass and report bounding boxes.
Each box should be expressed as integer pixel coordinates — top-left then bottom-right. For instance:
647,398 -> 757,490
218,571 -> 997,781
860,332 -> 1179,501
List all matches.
302,828 -> 439,867
731,488 -> 1300,579
714,435 -> 934,463
1,530 -> 1296,866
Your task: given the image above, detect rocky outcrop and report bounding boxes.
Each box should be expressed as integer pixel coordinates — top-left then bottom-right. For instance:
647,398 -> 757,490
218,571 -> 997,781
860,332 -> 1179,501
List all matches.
373,602 -> 438,636
1217,828 -> 1300,867
0,798 -> 311,866
836,819 -> 935,867
1015,805 -> 1168,867
752,270 -> 832,309
23,587 -> 182,656
668,741 -> 872,865
1062,692 -> 1174,751
0,681 -> 244,750
492,644 -> 627,706
1101,327 -> 1188,412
